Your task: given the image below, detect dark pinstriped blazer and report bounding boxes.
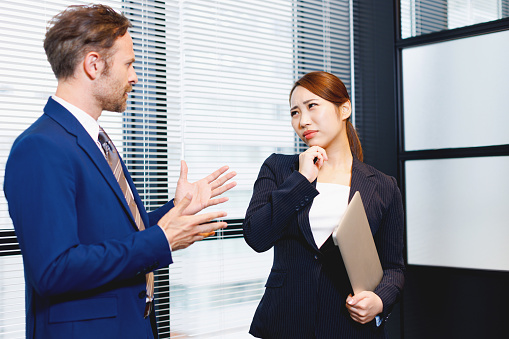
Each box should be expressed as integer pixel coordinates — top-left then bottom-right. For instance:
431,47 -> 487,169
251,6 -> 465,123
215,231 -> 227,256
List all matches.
243,154 -> 405,339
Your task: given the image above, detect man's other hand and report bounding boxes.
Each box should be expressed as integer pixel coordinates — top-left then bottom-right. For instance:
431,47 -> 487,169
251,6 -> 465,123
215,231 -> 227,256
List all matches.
157,193 -> 227,251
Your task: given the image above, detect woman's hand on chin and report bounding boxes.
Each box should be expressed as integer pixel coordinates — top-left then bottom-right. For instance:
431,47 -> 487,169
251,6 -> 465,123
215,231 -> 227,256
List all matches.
298,146 -> 327,182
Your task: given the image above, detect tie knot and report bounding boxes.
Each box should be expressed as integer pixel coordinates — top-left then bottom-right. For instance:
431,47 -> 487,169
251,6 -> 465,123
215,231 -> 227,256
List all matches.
98,126 -> 114,154
98,126 -> 110,144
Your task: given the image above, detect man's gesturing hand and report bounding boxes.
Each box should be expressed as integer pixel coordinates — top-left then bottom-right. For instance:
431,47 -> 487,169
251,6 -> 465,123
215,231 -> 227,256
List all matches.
157,193 -> 227,251
174,160 -> 237,216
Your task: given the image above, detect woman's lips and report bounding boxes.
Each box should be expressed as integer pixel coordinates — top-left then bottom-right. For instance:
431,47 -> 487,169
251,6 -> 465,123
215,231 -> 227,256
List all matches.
303,130 -> 318,139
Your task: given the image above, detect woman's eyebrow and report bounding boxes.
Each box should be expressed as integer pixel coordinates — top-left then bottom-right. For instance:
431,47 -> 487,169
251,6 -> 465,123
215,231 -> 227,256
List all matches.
290,99 -> 316,111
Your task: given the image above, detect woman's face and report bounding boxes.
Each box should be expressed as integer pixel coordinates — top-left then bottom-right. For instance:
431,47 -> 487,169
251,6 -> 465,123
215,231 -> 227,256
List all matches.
290,86 -> 351,149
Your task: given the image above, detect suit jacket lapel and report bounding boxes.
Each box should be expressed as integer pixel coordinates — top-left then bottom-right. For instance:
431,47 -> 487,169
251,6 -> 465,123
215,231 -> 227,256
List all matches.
44,97 -> 140,231
349,157 -> 377,213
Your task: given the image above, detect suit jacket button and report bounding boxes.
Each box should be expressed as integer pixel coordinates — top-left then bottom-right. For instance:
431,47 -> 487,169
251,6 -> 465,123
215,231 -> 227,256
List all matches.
300,201 -> 305,207
138,290 -> 146,299
295,206 -> 299,211
314,255 -> 318,260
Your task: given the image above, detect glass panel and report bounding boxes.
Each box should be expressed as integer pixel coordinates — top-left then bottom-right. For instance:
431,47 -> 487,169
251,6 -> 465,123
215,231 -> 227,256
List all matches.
0,255 -> 25,339
169,238 -> 273,338
405,156 -> 509,271
401,0 -> 509,39
402,29 -> 509,151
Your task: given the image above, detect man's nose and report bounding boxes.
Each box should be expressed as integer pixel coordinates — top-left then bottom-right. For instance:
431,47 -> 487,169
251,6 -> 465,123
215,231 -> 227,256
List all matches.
129,67 -> 138,85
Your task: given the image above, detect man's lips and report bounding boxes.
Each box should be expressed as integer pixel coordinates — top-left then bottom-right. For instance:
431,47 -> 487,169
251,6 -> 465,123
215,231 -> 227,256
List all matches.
303,130 -> 318,139
125,87 -> 133,97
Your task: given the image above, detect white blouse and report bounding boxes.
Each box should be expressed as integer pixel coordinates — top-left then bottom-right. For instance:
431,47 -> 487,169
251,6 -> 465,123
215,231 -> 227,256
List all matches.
309,182 -> 350,248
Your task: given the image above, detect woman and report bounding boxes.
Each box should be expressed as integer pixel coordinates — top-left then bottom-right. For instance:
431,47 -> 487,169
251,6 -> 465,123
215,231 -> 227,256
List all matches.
243,71 -> 404,338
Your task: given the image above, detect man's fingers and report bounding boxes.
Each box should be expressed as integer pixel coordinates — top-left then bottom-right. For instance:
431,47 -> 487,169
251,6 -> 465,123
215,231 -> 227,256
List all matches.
192,211 -> 227,225
179,160 -> 188,181
210,181 -> 237,198
198,221 -> 227,233
210,171 -> 237,190
206,197 -> 229,208
174,192 -> 193,214
205,165 -> 229,184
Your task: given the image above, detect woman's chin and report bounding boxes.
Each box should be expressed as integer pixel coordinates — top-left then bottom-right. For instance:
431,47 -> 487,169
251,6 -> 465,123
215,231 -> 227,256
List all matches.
306,140 -> 322,148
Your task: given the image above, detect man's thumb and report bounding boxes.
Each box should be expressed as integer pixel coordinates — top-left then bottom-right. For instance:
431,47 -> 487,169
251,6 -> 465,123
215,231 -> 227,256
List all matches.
175,193 -> 192,213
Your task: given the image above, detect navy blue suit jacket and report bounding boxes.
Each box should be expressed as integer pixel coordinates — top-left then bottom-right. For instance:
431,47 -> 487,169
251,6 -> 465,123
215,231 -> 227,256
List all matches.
243,154 -> 405,339
4,98 -> 174,339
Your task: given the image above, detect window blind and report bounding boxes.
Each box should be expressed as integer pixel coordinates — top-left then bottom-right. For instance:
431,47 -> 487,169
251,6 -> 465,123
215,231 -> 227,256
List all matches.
400,0 -> 509,39
0,1 -> 352,338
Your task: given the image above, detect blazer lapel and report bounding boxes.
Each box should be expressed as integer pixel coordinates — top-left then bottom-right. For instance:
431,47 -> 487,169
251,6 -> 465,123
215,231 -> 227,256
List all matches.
44,98 -> 140,231
349,157 -> 377,213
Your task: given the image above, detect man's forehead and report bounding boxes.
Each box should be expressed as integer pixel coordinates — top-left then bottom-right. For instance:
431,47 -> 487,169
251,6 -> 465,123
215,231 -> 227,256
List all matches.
113,32 -> 135,58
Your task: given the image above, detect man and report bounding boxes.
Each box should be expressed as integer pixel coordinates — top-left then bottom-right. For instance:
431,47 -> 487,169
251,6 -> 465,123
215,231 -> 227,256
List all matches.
3,4 -> 236,339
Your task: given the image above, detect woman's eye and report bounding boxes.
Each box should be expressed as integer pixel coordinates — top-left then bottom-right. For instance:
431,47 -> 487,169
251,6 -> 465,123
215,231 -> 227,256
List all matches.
308,103 -> 317,109
290,110 -> 298,117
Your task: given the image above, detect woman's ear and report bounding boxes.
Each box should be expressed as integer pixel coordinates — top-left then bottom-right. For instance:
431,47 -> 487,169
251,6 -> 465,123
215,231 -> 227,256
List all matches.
340,101 -> 352,120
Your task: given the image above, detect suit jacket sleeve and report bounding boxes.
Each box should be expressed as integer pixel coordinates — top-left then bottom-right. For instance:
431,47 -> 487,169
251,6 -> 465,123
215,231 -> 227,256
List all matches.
4,129 -> 172,299
373,176 -> 405,319
147,200 -> 175,227
243,154 -> 319,252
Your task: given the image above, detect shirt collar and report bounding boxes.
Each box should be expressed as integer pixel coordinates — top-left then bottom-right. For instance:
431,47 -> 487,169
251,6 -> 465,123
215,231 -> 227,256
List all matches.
52,95 -> 100,142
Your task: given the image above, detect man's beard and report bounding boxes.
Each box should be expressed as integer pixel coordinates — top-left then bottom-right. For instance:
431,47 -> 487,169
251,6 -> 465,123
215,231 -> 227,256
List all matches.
95,64 -> 132,113
96,82 -> 132,113
103,88 -> 130,112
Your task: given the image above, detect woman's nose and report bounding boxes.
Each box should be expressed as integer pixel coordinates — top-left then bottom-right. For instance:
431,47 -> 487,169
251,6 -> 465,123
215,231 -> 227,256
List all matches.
299,111 -> 311,127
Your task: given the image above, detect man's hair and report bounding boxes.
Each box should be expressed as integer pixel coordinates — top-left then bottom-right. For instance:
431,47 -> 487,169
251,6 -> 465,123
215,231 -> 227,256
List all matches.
44,4 -> 132,80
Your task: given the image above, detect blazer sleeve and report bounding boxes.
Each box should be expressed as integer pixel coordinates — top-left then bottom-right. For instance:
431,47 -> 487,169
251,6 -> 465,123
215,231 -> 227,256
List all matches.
243,154 -> 319,252
4,133 -> 172,298
147,199 -> 175,227
373,176 -> 405,319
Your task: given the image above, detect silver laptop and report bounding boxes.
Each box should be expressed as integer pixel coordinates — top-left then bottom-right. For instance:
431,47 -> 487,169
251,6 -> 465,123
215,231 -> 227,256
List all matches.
332,191 -> 383,295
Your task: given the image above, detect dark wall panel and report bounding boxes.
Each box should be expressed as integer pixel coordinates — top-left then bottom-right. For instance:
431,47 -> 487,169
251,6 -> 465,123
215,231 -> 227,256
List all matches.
353,0 -> 398,178
404,266 -> 509,339
353,1 -> 401,338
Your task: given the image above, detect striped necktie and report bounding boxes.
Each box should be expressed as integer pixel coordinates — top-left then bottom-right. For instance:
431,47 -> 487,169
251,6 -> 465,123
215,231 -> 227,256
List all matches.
98,127 -> 155,312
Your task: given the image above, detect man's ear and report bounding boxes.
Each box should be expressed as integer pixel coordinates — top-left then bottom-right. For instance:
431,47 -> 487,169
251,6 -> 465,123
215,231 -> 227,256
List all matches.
340,100 -> 352,120
83,51 -> 104,80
